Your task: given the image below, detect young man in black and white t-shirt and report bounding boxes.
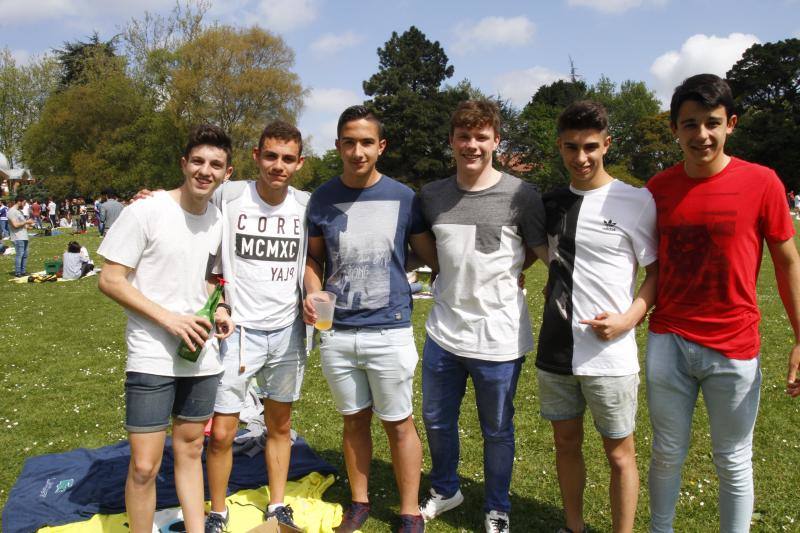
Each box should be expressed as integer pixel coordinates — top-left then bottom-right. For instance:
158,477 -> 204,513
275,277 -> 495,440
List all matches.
536,101 -> 658,533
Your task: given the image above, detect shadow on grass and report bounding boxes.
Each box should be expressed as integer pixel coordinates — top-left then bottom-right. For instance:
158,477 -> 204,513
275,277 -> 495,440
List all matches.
314,449 -> 567,531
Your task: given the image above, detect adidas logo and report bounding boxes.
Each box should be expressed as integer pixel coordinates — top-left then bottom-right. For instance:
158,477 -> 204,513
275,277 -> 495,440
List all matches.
602,219 -> 617,231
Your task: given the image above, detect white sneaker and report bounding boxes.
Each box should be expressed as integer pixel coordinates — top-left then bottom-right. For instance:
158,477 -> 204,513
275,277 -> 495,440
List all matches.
419,488 -> 464,521
484,510 -> 510,532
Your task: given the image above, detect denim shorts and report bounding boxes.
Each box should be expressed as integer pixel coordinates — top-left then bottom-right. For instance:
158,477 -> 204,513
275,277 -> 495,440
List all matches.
215,318 -> 307,413
125,371 -> 221,433
537,369 -> 639,439
319,326 -> 418,421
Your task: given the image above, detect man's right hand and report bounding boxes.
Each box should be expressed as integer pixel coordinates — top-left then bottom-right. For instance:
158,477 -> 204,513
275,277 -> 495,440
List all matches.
161,312 -> 211,351
302,295 -> 318,326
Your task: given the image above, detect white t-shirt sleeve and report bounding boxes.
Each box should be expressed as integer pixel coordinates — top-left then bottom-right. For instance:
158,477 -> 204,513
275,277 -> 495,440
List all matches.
631,191 -> 658,267
97,203 -> 147,269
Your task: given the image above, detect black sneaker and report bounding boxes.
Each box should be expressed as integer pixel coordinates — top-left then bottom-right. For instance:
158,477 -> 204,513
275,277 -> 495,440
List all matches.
204,508 -> 229,533
266,504 -> 301,530
335,501 -> 371,533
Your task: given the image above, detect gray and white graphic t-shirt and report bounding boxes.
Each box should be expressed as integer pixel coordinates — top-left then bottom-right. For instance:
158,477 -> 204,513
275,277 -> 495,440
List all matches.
420,173 -> 546,361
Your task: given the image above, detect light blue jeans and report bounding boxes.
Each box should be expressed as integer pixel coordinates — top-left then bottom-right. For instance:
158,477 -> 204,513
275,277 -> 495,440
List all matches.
646,332 -> 761,533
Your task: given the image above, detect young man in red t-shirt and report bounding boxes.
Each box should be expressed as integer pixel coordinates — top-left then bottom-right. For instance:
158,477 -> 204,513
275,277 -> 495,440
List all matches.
645,73 -> 800,533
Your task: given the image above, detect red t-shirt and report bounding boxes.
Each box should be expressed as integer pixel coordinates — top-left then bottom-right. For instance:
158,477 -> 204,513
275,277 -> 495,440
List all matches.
647,157 -> 795,359
30,202 -> 41,217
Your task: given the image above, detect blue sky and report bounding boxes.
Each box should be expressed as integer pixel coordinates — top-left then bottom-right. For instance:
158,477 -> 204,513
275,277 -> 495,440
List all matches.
1,0 -> 798,154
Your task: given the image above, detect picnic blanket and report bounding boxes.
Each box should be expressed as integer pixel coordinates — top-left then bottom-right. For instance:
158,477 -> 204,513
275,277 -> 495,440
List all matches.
3,434 -> 337,533
8,269 -> 100,283
37,472 -> 342,533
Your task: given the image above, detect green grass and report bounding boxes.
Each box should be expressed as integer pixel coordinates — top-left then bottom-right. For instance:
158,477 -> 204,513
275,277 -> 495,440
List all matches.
1,229 -> 799,532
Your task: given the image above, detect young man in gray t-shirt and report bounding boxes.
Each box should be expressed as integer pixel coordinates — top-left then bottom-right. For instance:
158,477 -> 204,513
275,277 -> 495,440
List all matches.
8,196 -> 33,277
418,100 -> 548,533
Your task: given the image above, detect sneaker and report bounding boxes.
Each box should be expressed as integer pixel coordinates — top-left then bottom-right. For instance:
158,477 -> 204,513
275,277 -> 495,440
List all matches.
204,508 -> 229,533
398,513 -> 425,532
265,504 -> 300,530
335,501 -> 371,533
419,488 -> 464,521
485,510 -> 509,533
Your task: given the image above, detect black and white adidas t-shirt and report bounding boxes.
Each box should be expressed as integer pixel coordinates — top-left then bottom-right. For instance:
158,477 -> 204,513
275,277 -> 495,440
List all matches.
536,179 -> 657,376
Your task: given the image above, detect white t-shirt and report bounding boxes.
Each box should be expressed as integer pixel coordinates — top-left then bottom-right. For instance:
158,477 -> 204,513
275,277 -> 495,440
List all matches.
536,179 -> 657,376
47,201 -> 56,216
98,191 -> 223,377
221,182 -> 304,330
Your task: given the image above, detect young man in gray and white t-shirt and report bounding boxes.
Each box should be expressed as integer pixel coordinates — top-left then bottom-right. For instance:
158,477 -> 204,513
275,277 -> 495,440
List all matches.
418,100 -> 548,533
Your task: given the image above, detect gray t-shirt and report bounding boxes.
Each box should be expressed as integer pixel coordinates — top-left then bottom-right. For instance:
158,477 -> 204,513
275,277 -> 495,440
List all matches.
7,206 -> 28,241
420,173 -> 546,360
100,199 -> 124,229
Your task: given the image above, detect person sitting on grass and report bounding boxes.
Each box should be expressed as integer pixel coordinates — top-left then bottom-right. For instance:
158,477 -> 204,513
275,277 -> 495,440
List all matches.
62,240 -> 94,280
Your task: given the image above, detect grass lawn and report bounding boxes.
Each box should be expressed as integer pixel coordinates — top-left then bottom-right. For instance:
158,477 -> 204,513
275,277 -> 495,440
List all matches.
1,229 -> 799,532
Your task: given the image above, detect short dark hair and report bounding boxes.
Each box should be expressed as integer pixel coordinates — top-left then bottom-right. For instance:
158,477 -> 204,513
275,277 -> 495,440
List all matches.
15,195 -> 24,202
67,241 -> 81,253
557,100 -> 609,134
258,121 -> 303,156
669,74 -> 735,126
183,123 -> 233,165
337,105 -> 385,140
450,100 -> 501,136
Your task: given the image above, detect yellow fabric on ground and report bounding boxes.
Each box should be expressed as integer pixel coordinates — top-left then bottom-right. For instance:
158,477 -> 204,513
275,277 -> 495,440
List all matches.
38,472 -> 342,533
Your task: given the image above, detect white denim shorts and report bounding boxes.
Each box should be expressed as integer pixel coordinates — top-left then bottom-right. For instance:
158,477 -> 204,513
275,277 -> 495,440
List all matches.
319,326 -> 418,421
214,318 -> 307,413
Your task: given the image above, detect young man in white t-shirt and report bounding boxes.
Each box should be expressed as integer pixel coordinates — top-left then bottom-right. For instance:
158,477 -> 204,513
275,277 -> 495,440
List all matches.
535,101 -> 658,533
204,121 -> 310,532
98,124 -> 234,533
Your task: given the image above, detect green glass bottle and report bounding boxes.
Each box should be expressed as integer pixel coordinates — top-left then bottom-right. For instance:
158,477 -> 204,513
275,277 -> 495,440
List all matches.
176,278 -> 226,362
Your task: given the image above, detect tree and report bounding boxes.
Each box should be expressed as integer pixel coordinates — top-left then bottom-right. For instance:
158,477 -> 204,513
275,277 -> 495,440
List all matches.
630,111 -> 682,181
726,38 -> 800,190
0,49 -> 59,168
54,32 -> 119,88
363,26 -> 467,188
293,149 -> 343,192
168,25 -> 305,176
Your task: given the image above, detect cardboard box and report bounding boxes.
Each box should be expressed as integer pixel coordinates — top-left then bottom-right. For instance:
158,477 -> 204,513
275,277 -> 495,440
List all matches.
246,516 -> 303,533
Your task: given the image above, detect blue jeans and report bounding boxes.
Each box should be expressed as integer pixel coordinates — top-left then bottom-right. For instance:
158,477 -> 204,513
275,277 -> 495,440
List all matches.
646,332 -> 761,533
0,219 -> 8,238
13,239 -> 28,276
422,336 -> 523,513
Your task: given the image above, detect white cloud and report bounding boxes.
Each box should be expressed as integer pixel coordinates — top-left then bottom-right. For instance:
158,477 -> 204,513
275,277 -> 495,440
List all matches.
495,66 -> 570,107
10,49 -> 32,66
0,0 -> 177,24
247,0 -> 317,32
0,0 -> 78,23
452,16 -> 535,53
306,88 -> 362,113
310,31 -> 363,57
650,33 -> 760,105
567,0 -> 667,13
303,118 -> 340,155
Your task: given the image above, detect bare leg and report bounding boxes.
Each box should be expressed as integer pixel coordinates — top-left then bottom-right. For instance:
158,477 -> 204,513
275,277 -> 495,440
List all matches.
552,418 -> 586,533
342,408 -> 373,503
206,413 -> 240,513
381,415 -> 423,515
264,399 -> 294,504
172,419 -> 209,533
126,431 -> 166,533
602,434 -> 639,533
